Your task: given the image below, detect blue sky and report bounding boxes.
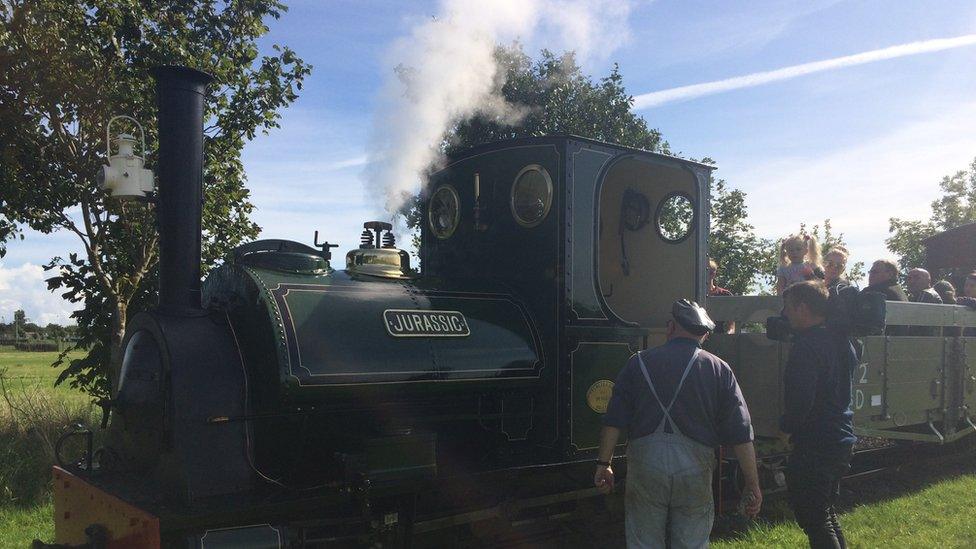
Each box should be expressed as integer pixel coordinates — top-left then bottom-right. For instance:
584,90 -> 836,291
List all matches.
3,0 -> 976,324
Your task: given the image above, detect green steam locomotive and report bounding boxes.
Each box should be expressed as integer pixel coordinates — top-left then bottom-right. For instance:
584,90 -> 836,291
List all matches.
44,67 -> 976,548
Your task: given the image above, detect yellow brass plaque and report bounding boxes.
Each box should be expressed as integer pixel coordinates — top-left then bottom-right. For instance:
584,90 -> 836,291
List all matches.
586,380 -> 615,414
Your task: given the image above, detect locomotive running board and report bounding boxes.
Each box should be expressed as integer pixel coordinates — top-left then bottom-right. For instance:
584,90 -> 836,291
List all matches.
411,487 -> 604,534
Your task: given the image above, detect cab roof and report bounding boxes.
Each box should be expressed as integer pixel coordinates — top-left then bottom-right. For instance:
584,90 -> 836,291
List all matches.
444,134 -> 717,171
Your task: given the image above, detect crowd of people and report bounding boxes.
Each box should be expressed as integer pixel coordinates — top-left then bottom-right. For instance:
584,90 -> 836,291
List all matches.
771,233 -> 976,307
592,236 -> 976,549
706,234 -> 976,335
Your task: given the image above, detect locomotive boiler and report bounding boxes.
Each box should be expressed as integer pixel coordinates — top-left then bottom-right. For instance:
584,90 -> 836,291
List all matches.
45,65 -> 976,548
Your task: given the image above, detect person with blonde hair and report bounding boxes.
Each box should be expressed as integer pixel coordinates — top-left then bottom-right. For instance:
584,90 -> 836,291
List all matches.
823,246 -> 851,295
776,234 -> 823,295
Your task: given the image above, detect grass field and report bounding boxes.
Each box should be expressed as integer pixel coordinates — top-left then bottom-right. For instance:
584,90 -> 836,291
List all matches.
1,348 -> 975,547
0,347 -> 91,547
0,346 -> 90,408
713,473 -> 976,548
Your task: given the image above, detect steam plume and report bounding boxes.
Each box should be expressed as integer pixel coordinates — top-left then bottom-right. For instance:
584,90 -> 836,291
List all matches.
366,0 -> 633,215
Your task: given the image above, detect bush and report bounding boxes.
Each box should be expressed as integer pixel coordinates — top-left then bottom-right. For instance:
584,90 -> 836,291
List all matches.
13,341 -> 60,353
0,369 -> 96,506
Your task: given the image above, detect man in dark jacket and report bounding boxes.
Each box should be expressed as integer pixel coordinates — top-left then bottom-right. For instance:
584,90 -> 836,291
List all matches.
906,268 -> 943,304
780,281 -> 856,549
906,268 -> 943,336
863,260 -> 908,336
863,260 -> 908,301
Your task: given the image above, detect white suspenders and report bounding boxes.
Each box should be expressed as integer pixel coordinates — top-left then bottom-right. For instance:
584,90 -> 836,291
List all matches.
636,349 -> 700,434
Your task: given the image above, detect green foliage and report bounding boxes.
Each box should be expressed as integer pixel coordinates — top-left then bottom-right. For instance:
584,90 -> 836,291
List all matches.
0,348 -> 93,546
12,311 -> 26,336
444,46 -> 668,155
0,1 -> 309,398
0,217 -> 19,259
657,195 -> 694,242
887,157 -> 976,273
0,349 -> 94,509
13,341 -> 59,353
706,169 -> 776,294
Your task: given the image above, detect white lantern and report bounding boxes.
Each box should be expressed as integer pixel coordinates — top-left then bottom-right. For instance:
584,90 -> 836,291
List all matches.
98,115 -> 154,200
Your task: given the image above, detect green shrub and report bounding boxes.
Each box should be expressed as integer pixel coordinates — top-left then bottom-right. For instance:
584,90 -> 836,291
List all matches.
0,369 -> 96,506
13,341 -> 60,353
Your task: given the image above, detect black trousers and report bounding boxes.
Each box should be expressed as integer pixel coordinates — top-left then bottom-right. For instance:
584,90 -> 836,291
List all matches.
786,445 -> 853,549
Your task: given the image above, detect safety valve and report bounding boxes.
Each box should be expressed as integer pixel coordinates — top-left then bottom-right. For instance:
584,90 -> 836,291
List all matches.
98,115 -> 154,200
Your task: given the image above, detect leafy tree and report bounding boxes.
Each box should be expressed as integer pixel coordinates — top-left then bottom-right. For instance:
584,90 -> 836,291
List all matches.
887,157 -> 976,273
707,173 -> 776,294
44,323 -> 67,340
0,218 -> 18,258
444,47 -> 668,155
0,1 -> 309,398
12,309 -> 26,339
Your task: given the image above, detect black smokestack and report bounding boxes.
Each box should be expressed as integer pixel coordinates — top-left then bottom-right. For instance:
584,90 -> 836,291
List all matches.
151,66 -> 213,315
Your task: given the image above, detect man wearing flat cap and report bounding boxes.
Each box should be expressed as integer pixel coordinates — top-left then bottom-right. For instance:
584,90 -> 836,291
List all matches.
595,299 -> 761,548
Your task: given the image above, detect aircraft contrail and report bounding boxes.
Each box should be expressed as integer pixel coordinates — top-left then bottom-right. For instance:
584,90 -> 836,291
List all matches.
633,34 -> 976,109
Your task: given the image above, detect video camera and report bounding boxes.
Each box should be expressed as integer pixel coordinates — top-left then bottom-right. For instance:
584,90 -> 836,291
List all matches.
766,285 -> 887,342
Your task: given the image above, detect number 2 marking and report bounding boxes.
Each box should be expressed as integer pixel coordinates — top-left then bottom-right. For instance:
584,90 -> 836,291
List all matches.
858,363 -> 869,384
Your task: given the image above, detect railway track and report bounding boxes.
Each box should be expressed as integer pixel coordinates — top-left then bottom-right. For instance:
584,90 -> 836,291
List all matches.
442,438 -> 976,548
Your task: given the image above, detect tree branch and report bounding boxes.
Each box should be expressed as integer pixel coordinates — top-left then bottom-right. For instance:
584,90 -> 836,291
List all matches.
77,198 -> 115,295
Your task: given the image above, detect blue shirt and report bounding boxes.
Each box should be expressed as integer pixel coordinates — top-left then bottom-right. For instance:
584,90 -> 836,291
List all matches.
779,324 -> 857,449
603,338 -> 754,448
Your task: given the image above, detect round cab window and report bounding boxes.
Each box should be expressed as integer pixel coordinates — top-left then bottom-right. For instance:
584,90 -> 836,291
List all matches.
428,185 -> 460,239
511,165 -> 553,227
656,193 -> 695,243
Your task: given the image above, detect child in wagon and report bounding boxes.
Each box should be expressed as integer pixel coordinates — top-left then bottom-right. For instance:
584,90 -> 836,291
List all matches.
776,234 -> 823,295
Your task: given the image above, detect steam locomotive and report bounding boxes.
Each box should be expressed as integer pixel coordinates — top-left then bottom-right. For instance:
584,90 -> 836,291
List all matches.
45,67 -> 976,548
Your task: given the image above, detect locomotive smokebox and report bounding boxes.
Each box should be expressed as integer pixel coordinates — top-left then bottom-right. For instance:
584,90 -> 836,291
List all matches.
152,66 -> 213,315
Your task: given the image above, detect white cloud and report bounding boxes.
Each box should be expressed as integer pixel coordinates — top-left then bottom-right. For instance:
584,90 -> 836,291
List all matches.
0,262 -> 79,326
325,155 -> 370,171
634,34 -> 976,109
724,101 -> 976,275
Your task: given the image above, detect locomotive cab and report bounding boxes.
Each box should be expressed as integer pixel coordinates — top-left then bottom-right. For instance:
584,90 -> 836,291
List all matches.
422,136 -> 712,452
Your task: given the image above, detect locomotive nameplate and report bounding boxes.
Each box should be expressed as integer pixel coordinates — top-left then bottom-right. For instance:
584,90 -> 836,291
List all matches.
384,309 -> 470,337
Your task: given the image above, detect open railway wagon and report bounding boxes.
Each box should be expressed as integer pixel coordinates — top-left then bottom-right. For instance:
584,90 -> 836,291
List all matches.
706,296 -> 976,491
43,65 -> 976,548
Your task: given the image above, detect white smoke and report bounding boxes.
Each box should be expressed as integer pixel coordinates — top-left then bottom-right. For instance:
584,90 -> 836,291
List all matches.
366,0 -> 634,215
